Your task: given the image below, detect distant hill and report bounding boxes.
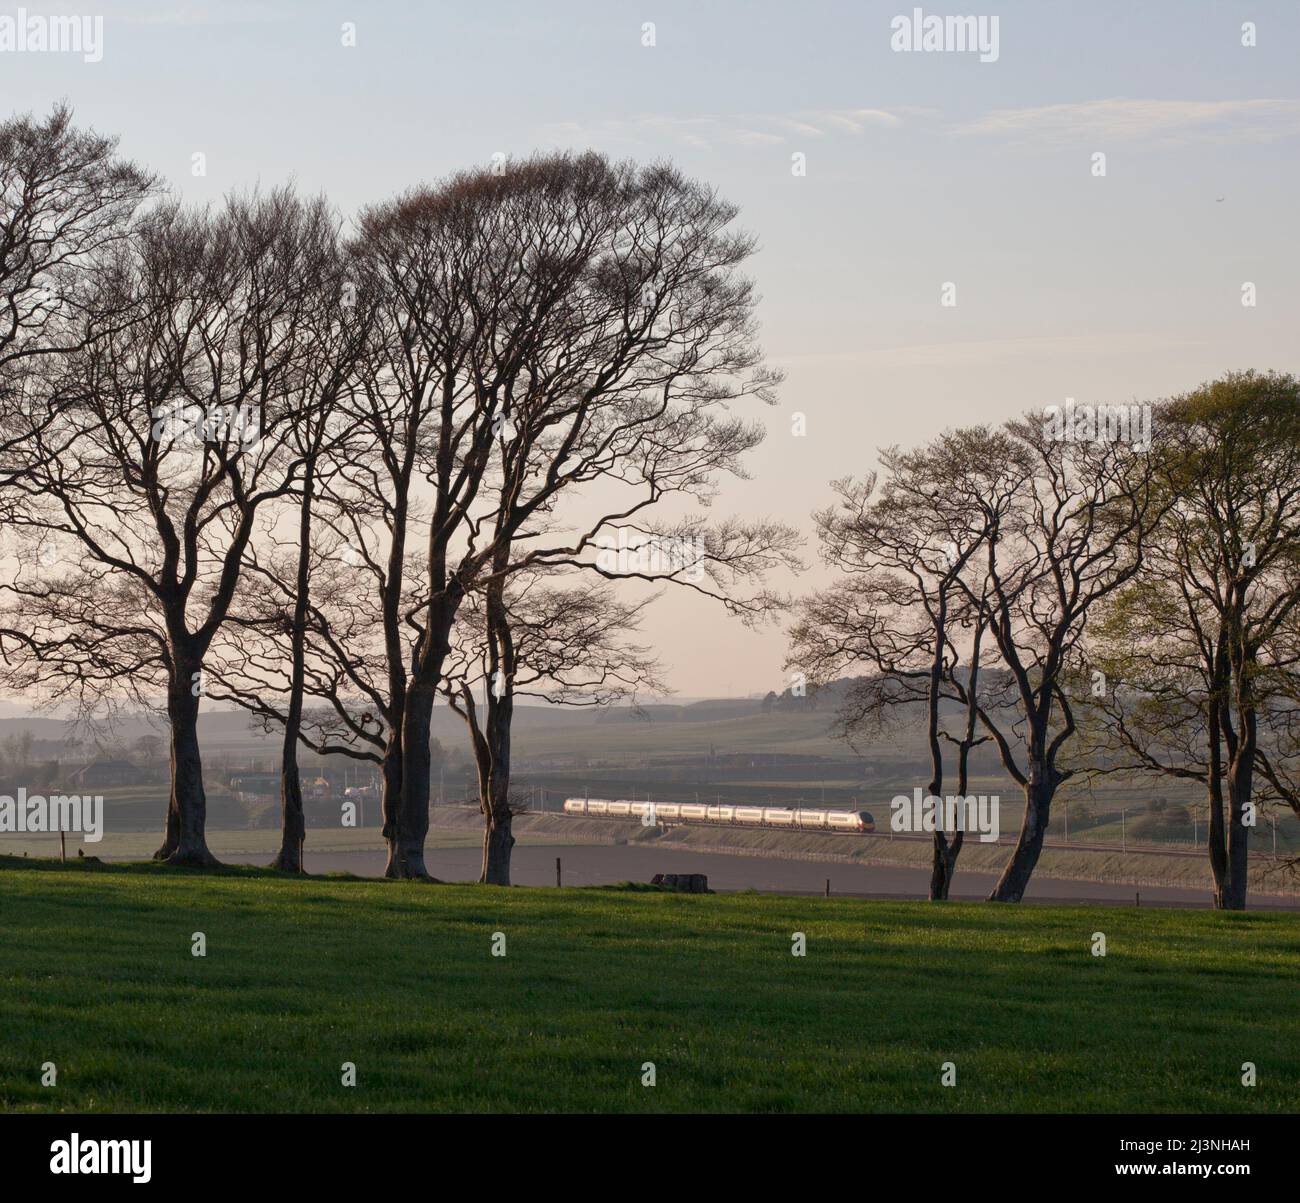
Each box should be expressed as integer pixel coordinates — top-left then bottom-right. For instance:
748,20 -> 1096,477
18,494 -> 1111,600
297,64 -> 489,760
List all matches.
0,675 -> 1216,826
0,676 -> 995,783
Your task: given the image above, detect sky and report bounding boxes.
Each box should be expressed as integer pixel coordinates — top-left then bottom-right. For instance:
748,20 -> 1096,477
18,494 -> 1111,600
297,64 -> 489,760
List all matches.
2,0 -> 1298,702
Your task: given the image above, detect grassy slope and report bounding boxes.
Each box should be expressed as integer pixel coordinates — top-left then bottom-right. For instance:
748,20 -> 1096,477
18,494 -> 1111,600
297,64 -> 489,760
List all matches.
2,857 -> 1297,1114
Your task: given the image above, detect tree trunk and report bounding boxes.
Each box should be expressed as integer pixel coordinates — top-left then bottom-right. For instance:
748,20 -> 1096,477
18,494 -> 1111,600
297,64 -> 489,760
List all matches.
153,803 -> 180,862
1223,794 -> 1249,910
270,751 -> 305,873
1207,779 -> 1228,910
271,461 -> 314,873
155,657 -> 219,867
929,830 -> 963,900
389,589 -> 462,879
1223,736 -> 1254,911
1203,695 -> 1227,908
988,772 -> 1053,902
1218,644 -> 1256,910
924,593 -> 947,900
479,644 -> 515,884
388,680 -> 435,878
379,732 -> 402,852
457,569 -> 518,887
481,810 -> 515,886
930,616 -> 982,901
379,728 -> 403,842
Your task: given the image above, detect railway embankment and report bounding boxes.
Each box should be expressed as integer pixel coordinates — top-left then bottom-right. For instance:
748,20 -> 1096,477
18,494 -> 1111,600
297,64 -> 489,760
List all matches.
427,805 -> 1300,897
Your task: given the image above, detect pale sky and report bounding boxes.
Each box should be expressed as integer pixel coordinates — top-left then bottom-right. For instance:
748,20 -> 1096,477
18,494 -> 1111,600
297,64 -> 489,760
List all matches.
3,0 -> 1298,698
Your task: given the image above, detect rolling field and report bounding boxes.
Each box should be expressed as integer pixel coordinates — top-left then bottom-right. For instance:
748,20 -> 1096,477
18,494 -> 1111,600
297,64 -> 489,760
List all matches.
2,856 -> 1298,1113
6,700 -> 1299,859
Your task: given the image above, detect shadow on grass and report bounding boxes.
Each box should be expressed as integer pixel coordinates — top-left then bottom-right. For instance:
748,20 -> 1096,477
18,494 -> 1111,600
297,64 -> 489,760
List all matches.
0,853 -> 445,884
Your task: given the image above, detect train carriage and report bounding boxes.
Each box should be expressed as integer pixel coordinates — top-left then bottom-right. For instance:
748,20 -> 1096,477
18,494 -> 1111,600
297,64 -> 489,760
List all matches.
562,798 -> 874,833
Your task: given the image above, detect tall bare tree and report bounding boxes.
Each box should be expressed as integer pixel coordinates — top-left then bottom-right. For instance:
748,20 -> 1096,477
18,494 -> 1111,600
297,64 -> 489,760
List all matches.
443,569 -> 661,884
964,414 -> 1169,901
351,153 -> 785,877
0,104 -> 157,510
215,249 -> 370,871
790,427 -> 1023,898
0,189 -> 346,865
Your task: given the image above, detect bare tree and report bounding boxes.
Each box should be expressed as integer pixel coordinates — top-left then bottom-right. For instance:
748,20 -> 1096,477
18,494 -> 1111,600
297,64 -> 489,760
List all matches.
790,427 -> 1022,898
0,189 -> 347,865
962,414 -> 1169,901
350,153 -> 785,877
255,251 -> 369,871
205,535 -> 446,843
0,105 -> 156,372
443,569 -> 662,884
0,105 -> 157,510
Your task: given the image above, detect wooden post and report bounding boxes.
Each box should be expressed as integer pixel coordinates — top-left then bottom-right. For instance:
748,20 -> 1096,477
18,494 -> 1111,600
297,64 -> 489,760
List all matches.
556,857 -> 562,888
1136,891 -> 1140,908
59,830 -> 66,864
824,878 -> 830,897
299,836 -> 305,875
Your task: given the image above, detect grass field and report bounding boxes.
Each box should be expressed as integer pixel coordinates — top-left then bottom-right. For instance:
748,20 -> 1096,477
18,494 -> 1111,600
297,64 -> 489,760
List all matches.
0,824 -> 495,861
2,856 -> 1298,1113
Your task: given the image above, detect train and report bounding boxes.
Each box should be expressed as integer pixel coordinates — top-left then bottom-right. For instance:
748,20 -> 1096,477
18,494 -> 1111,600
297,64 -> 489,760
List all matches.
562,798 -> 875,833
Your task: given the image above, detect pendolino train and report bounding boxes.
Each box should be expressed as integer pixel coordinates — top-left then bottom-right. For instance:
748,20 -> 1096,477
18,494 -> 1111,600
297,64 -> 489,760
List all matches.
562,798 -> 876,833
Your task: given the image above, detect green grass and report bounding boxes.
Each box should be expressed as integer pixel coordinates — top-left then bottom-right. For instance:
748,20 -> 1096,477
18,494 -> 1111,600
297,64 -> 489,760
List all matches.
2,856 -> 1298,1113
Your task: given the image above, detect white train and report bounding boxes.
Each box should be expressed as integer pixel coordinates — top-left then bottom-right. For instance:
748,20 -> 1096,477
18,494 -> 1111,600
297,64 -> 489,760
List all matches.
562,798 -> 876,833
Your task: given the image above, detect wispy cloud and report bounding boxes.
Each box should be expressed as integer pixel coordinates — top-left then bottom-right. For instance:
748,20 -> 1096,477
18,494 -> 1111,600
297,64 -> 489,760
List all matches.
954,98 -> 1300,145
539,108 -> 904,151
542,98 -> 1300,154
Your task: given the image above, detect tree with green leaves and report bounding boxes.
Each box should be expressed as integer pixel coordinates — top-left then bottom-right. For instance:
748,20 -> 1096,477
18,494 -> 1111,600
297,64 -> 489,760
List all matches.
1084,372 -> 1300,908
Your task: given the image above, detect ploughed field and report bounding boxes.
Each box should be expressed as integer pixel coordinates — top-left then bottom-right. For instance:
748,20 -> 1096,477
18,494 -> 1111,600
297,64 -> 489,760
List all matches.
1,856 -> 1297,1112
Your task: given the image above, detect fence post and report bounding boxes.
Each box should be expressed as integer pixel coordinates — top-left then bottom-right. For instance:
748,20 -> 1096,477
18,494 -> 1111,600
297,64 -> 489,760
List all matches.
556,857 -> 562,888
